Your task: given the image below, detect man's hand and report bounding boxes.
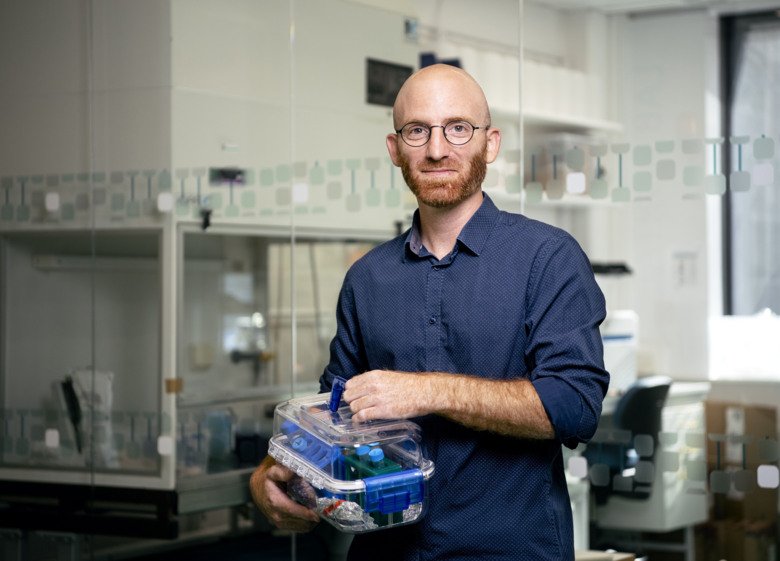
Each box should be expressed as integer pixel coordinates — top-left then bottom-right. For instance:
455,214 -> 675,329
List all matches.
249,457 -> 320,532
343,370 -> 432,422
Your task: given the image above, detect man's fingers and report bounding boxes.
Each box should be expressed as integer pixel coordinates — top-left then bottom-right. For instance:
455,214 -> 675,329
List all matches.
343,380 -> 368,403
266,505 -> 319,531
353,406 -> 380,423
344,370 -> 385,400
265,463 -> 296,483
263,474 -> 320,529
348,394 -> 372,413
265,469 -> 319,521
250,457 -> 320,533
267,488 -> 319,523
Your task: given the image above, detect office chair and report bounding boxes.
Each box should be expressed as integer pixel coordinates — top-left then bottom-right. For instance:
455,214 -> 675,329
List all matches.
584,375 -> 672,505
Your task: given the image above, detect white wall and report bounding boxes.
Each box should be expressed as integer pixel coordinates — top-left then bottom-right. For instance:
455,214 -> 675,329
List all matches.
170,0 -> 418,234
91,0 -> 172,173
617,10 -> 714,379
0,0 -> 171,177
414,0 -> 521,48
0,0 -> 89,175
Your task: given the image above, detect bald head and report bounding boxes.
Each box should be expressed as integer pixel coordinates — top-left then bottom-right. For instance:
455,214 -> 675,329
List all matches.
392,64 -> 491,130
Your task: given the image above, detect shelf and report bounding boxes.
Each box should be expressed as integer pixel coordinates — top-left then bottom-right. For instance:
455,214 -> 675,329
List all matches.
484,187 -> 619,210
523,110 -> 623,133
491,107 -> 623,134
178,382 -> 320,409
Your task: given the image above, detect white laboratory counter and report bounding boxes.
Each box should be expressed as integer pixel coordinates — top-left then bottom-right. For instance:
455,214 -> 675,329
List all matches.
584,381 -> 711,561
594,381 -> 710,532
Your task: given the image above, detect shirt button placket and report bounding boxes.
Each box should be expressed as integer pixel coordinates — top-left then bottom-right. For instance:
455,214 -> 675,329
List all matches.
425,265 -> 443,371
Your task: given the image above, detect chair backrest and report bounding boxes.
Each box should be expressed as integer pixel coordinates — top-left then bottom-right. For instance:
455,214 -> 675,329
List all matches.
612,375 -> 672,439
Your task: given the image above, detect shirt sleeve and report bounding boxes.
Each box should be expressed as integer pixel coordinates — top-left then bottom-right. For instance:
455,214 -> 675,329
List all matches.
319,269 -> 368,392
525,233 -> 609,449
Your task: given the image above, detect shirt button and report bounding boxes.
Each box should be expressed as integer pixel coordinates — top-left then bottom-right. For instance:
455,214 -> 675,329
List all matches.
429,317 -> 437,324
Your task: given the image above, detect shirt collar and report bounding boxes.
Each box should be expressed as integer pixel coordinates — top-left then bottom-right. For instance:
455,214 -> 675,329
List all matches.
404,192 -> 500,259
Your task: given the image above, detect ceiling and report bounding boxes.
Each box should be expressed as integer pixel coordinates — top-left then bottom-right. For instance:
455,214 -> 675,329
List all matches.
531,0 -> 779,14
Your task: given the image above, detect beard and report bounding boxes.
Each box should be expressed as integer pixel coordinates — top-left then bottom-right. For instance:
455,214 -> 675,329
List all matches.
399,147 -> 488,208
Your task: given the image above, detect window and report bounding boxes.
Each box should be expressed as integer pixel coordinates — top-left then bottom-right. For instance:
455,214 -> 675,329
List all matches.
723,12 -> 780,315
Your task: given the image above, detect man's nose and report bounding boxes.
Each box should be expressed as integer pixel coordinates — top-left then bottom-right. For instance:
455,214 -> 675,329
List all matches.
426,126 -> 450,160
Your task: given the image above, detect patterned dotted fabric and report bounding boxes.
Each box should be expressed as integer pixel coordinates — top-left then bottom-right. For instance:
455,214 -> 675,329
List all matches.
320,194 -> 609,561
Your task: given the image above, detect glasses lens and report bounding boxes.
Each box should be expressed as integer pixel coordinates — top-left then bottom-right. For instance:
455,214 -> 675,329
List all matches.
444,121 -> 474,145
401,124 -> 430,146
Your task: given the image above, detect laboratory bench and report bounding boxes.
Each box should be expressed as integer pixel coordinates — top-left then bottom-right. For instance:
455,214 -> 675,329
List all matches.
0,468 -> 258,539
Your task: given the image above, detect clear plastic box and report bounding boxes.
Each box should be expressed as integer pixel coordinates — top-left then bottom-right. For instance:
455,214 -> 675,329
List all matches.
268,391 -> 434,533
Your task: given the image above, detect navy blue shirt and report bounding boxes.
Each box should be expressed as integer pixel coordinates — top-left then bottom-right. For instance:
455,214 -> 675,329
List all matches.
320,193 -> 608,561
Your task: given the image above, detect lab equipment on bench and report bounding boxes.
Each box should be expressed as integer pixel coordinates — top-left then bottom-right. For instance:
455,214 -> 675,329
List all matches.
268,378 -> 434,533
601,310 -> 638,395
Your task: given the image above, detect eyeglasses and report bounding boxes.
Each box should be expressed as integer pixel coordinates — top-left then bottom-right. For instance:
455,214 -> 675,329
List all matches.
395,120 -> 488,147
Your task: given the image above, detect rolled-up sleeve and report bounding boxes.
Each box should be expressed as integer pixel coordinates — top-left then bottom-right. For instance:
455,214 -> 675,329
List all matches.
526,234 -> 609,449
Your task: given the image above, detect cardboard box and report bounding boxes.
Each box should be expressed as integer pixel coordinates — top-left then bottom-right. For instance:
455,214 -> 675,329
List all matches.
696,520 -> 778,561
711,482 -> 778,522
705,401 -> 778,524
706,402 -> 777,468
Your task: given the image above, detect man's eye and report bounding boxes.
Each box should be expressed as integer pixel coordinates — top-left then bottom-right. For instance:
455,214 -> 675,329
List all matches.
448,122 -> 473,135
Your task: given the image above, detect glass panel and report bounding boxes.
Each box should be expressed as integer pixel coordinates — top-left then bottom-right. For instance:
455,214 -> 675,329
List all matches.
177,231 -> 377,478
0,231 -> 162,476
289,0 -> 415,220
288,0 -> 417,428
0,0 -> 172,554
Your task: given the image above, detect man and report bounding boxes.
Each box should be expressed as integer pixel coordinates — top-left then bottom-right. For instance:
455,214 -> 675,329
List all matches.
251,63 -> 608,560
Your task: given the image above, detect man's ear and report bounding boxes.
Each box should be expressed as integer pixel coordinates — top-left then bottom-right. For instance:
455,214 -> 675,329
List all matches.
386,133 -> 402,166
484,127 -> 502,164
